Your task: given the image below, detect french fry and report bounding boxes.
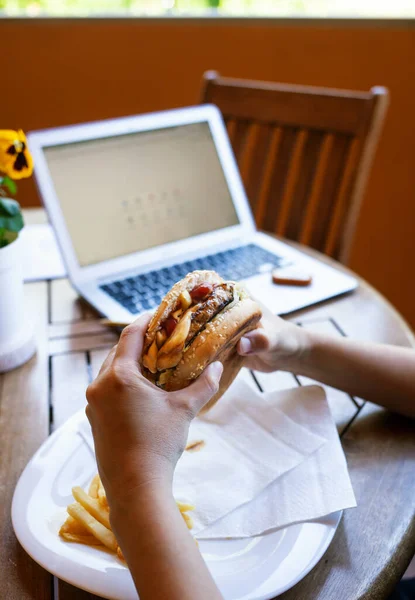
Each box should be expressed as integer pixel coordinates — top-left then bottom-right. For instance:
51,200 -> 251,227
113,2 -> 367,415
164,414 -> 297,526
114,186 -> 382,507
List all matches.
60,474 -> 197,557
176,501 -> 195,513
72,486 -> 111,529
116,545 -> 125,561
177,500 -> 194,530
181,512 -> 194,530
67,502 -> 118,552
60,532 -> 103,546
88,474 -> 100,499
59,515 -> 89,536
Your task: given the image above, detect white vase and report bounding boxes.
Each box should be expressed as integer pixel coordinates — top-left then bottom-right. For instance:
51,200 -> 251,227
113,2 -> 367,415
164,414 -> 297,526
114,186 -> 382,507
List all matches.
0,235 -> 36,372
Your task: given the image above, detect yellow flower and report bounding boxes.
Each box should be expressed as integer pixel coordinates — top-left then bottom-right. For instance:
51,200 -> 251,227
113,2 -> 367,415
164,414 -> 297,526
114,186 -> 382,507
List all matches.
0,129 -> 33,180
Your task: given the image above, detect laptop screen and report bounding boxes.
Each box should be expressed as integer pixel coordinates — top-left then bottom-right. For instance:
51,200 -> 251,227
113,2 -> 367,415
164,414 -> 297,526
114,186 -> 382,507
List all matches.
43,122 -> 240,267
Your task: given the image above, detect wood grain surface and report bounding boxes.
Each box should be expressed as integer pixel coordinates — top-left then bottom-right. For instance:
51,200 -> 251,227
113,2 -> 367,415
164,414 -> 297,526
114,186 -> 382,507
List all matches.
280,402 -> 415,600
1,211 -> 414,600
0,283 -> 52,600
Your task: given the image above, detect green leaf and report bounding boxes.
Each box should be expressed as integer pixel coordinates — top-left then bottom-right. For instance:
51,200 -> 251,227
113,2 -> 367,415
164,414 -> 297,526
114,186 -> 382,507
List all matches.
0,197 -> 21,217
0,176 -> 17,196
0,212 -> 24,232
0,227 -> 7,248
8,214 -> 24,232
5,230 -> 18,245
0,229 -> 17,247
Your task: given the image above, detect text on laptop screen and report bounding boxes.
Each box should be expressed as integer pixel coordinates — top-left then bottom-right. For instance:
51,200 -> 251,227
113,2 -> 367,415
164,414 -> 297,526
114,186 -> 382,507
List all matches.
43,122 -> 240,267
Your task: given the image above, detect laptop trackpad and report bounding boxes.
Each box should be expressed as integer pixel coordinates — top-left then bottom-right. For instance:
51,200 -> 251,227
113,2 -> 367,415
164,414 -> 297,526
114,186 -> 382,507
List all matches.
243,271 -> 333,316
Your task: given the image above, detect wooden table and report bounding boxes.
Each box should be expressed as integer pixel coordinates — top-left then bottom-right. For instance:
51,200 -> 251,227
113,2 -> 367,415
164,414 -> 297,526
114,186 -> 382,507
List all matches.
1,210 -> 414,600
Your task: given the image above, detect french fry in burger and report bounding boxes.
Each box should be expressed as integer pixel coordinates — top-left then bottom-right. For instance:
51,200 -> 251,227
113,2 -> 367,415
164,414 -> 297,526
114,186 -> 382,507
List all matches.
141,270 -> 262,413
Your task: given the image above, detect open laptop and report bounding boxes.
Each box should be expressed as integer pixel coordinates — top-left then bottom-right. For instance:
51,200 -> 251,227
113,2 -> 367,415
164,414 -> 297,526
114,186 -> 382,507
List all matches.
28,105 -> 356,322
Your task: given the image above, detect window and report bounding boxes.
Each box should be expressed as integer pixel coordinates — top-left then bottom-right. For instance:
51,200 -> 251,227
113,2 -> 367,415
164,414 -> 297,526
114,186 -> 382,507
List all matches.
1,0 -> 414,18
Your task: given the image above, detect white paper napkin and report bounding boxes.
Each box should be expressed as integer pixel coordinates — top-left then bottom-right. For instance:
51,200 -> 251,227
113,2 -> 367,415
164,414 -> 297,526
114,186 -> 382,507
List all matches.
173,378 -> 326,532
78,376 -> 356,540
198,383 -> 357,539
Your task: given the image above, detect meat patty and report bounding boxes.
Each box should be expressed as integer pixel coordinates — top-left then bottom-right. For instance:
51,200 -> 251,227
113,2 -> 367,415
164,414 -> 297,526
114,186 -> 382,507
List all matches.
186,283 -> 234,345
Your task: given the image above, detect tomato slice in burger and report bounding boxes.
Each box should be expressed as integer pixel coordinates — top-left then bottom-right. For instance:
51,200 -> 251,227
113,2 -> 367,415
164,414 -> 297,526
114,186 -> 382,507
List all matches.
190,283 -> 213,301
164,317 -> 177,337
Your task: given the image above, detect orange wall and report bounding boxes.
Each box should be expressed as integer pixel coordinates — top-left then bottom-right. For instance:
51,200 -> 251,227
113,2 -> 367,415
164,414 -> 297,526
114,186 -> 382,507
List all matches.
2,17 -> 415,327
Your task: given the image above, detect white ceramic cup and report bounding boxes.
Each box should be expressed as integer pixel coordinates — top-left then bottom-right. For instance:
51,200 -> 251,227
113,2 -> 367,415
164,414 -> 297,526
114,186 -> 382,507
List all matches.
0,235 -> 36,372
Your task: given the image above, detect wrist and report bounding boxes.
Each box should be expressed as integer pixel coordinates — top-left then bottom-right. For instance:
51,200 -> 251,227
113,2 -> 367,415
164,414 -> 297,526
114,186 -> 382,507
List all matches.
277,323 -> 314,372
288,329 -> 326,378
104,455 -> 174,512
296,327 -> 314,367
109,476 -> 173,527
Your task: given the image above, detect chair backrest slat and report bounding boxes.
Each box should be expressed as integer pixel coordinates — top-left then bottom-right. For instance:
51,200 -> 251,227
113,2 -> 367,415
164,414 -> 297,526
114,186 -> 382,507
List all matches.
201,71 -> 389,263
254,127 -> 283,226
324,137 -> 361,258
243,123 -> 274,218
203,76 -> 376,136
230,120 -> 251,161
284,129 -> 327,242
307,134 -> 353,253
262,126 -> 299,234
298,133 -> 334,247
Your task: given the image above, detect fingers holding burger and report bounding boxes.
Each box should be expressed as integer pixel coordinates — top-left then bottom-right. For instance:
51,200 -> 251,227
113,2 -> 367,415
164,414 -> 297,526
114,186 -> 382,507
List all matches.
141,270 -> 262,413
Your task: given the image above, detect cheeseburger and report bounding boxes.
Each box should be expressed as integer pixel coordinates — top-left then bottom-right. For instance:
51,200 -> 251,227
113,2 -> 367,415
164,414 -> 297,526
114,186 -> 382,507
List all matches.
141,270 -> 261,412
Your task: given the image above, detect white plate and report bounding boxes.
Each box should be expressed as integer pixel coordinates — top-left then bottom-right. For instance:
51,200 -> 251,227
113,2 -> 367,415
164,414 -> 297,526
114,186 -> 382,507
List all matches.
12,410 -> 341,600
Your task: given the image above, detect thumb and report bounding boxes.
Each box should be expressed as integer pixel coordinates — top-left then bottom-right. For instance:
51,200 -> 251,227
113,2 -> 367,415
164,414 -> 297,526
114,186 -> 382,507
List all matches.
237,328 -> 274,355
180,361 -> 223,415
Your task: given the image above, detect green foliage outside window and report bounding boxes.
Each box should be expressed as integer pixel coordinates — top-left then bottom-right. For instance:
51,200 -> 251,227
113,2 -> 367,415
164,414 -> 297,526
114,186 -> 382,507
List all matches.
1,0 -> 414,17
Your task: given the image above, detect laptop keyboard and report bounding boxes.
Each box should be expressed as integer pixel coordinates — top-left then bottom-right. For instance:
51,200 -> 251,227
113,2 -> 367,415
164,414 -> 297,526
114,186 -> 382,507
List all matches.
99,244 -> 286,315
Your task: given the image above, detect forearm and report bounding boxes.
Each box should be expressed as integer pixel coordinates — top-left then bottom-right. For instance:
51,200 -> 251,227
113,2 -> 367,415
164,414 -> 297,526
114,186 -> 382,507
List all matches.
295,334 -> 415,418
110,484 -> 223,600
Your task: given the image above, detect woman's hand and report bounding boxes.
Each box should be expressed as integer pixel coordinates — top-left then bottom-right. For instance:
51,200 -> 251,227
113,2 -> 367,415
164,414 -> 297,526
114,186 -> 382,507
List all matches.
86,314 -> 225,600
237,313 -> 310,373
238,312 -> 415,419
86,313 -> 223,511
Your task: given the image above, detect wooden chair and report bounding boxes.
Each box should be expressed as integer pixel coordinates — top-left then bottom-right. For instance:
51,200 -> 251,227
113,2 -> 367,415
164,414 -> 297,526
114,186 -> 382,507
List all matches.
200,71 -> 389,264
